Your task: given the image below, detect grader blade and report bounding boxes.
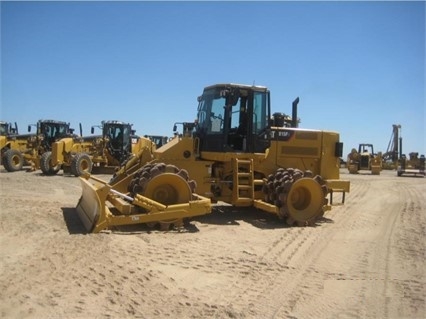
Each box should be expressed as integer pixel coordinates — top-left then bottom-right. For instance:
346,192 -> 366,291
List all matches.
75,176 -> 110,232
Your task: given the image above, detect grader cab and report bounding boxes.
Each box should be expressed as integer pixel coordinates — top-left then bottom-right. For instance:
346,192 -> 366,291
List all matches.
76,83 -> 350,232
41,120 -> 156,176
0,121 -> 18,136
144,135 -> 169,148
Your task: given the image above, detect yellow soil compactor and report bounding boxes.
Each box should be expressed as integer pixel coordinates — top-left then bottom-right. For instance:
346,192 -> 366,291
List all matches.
76,83 -> 350,232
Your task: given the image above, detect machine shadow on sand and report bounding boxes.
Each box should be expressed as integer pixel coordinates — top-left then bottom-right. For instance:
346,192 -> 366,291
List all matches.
62,207 -> 88,234
61,204 -> 333,235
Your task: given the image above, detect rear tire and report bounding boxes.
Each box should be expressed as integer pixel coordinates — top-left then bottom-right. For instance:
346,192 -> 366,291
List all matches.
2,149 -> 23,172
263,168 -> 328,226
40,151 -> 60,175
71,153 -> 92,177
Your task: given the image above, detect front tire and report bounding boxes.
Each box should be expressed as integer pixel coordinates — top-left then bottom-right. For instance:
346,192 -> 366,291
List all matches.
128,162 -> 197,229
40,151 -> 60,175
71,153 -> 92,177
2,149 -> 24,172
129,162 -> 196,203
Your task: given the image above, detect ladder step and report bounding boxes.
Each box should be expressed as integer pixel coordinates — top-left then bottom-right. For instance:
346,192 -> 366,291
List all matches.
236,159 -> 252,164
237,172 -> 251,177
232,157 -> 255,205
233,198 -> 253,205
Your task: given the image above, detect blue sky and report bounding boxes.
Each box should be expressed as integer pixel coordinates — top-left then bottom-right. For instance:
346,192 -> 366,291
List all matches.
1,1 -> 425,157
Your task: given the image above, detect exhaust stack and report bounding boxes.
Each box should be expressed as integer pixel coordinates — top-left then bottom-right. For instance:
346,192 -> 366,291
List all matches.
292,97 -> 299,128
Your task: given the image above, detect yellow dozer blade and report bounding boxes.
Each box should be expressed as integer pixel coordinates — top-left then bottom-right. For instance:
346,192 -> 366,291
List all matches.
76,175 -> 212,233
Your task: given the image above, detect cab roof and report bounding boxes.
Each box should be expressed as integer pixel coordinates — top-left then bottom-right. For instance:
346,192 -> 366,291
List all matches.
204,83 -> 268,92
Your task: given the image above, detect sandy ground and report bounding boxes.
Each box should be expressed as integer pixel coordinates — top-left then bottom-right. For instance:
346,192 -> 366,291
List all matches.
0,168 -> 425,319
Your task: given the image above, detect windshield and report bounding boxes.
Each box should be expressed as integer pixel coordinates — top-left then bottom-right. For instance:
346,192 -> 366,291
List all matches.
253,91 -> 269,134
0,124 -> 7,135
197,88 -> 226,135
42,123 -> 69,139
105,124 -> 131,150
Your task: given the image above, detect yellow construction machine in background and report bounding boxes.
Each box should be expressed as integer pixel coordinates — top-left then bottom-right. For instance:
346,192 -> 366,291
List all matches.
0,121 -> 18,137
1,119 -> 75,172
397,152 -> 425,177
144,135 -> 169,148
76,83 -> 350,233
41,120 -> 156,176
347,143 -> 382,175
0,121 -> 18,156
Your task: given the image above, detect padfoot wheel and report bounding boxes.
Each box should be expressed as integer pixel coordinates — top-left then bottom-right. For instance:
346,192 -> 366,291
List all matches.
146,219 -> 184,231
128,163 -> 197,229
264,168 -> 328,226
159,219 -> 184,231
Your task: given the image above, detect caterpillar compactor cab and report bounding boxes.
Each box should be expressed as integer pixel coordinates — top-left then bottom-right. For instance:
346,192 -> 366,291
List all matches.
41,120 -> 156,176
1,119 -> 74,172
76,83 -> 350,233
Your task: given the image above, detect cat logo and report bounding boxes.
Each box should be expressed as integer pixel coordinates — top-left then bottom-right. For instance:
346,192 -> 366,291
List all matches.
272,129 -> 294,141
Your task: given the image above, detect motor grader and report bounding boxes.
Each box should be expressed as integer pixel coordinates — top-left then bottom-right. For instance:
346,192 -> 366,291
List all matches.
76,83 -> 350,233
41,120 -> 156,176
1,119 -> 74,172
0,121 -> 19,166
347,143 -> 382,175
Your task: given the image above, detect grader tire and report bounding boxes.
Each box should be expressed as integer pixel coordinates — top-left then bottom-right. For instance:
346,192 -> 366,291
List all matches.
40,151 -> 60,175
128,162 -> 197,229
266,168 -> 328,226
71,153 -> 92,177
2,149 -> 23,172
